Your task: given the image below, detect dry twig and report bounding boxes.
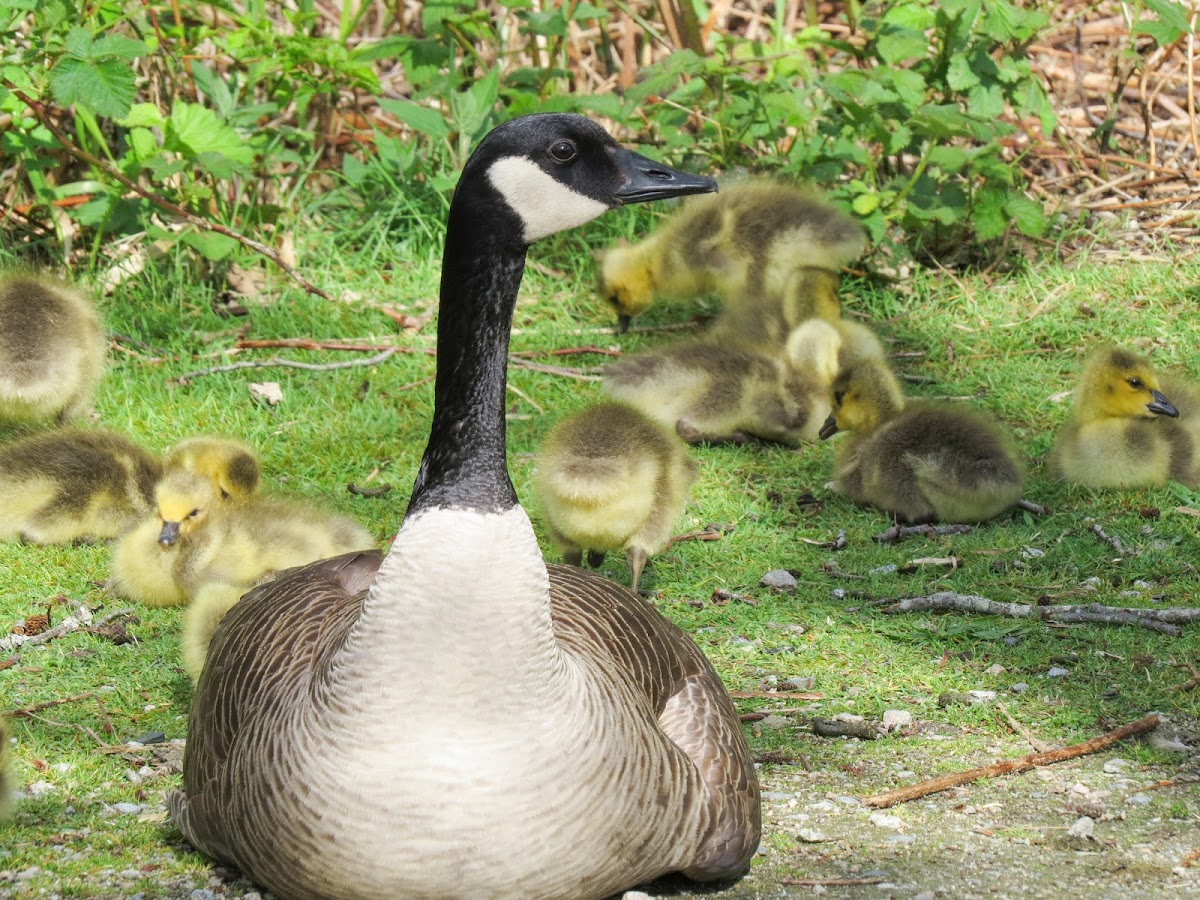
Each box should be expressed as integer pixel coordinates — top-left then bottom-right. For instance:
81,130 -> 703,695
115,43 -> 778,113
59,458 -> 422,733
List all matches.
175,349 -> 397,383
874,523 -> 973,543
863,714 -> 1161,808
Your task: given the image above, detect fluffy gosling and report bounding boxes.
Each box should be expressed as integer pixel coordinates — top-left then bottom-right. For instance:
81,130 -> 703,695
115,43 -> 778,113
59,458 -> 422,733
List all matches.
0,272 -> 106,425
597,181 -> 865,341
604,317 -> 853,446
534,402 -> 696,591
111,469 -> 375,608
165,435 -> 260,501
0,428 -> 161,544
1047,346 -> 1195,488
820,357 -> 1025,523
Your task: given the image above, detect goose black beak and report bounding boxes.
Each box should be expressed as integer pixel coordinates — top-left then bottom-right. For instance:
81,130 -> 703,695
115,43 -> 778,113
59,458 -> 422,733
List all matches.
818,414 -> 840,440
1147,390 -> 1179,418
159,522 -> 180,547
617,313 -> 632,333
610,148 -> 717,204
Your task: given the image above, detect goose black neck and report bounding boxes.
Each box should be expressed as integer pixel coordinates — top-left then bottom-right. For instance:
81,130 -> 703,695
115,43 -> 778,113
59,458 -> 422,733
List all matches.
406,179 -> 527,517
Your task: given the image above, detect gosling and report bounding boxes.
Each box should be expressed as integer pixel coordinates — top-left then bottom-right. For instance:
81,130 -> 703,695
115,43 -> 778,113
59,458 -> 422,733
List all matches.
604,317 -> 854,446
597,180 -> 865,342
534,402 -> 696,592
820,357 -> 1025,523
1047,346 -> 1195,488
0,272 -> 106,425
0,428 -> 161,544
165,435 -> 260,501
110,469 -> 375,608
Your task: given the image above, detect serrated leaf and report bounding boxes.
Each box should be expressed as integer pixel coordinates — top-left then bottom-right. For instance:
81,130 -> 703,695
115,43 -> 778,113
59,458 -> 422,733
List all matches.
180,229 -> 238,261
377,97 -> 450,139
1135,19 -> 1187,45
972,189 -> 1007,241
63,26 -> 92,60
166,102 -> 254,172
875,27 -> 929,64
91,34 -> 150,60
1142,0 -> 1192,40
967,83 -> 1005,119
946,55 -> 980,91
928,145 -> 967,173
49,57 -> 135,118
1003,192 -> 1045,236
851,192 -> 880,216
127,127 -> 159,162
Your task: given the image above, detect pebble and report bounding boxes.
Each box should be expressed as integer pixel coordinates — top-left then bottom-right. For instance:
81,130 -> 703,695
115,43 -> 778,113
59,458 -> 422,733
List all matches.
1010,682 -> 1029,693
27,780 -> 54,796
870,563 -> 898,575
1126,793 -> 1152,806
620,892 -> 654,900
112,802 -> 142,815
1067,816 -> 1095,839
1046,666 -> 1070,678
881,710 -> 913,732
1021,547 -> 1045,559
868,812 -> 904,830
51,763 -> 74,774
886,834 -> 917,844
15,868 -> 41,881
762,792 -> 794,802
759,715 -> 791,730
796,828 -> 830,843
760,569 -> 797,591
781,675 -> 815,691
984,664 -> 1006,675
810,800 -> 836,812
968,690 -> 998,703
189,891 -> 217,900
1103,758 -> 1130,774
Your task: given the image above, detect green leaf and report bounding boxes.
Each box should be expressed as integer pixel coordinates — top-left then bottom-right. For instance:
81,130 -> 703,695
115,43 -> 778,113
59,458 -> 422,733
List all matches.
91,34 -> 150,60
49,57 -> 135,118
946,55 -> 980,91
972,188 -> 1007,240
451,66 -> 499,141
928,145 -> 967,173
63,26 -> 92,60
966,83 -> 1005,119
180,229 -> 238,261
1140,0 -> 1193,42
127,127 -> 159,162
377,97 -> 451,139
875,27 -> 930,64
909,103 -> 973,139
571,2 -> 608,20
165,102 -> 254,173
1004,192 -> 1045,236
851,192 -> 880,216
189,64 -> 235,121
118,103 -> 165,129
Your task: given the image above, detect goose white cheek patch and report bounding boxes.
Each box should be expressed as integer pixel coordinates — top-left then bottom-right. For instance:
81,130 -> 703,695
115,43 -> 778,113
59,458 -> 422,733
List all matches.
488,157 -> 609,242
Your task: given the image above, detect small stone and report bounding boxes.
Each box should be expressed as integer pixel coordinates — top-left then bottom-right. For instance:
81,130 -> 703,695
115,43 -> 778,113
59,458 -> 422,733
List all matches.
984,664 -> 1006,676
968,690 -> 997,704
810,800 -> 836,812
796,828 -> 830,843
1070,783 -> 1091,796
1147,733 -> 1189,753
15,867 -> 41,881
1067,816 -> 1095,839
759,715 -> 791,730
1126,793 -> 1152,806
760,569 -> 797,591
27,780 -> 54,796
868,812 -> 904,830
886,834 -> 916,844
51,762 -> 74,774
1119,590 -> 1142,598
189,891 -> 217,900
112,802 -> 142,815
620,892 -> 654,900
881,710 -> 913,732
870,563 -> 898,575
916,893 -> 936,900
762,792 -> 793,802
135,731 -> 167,745
781,675 -> 815,691
1021,547 -> 1045,559
1010,682 -> 1029,693
1046,666 -> 1070,678
1103,759 -> 1130,774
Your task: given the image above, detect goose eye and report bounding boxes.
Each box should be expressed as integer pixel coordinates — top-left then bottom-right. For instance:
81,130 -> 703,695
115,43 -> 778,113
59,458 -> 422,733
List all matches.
833,391 -> 845,405
549,139 -> 577,163
187,508 -> 200,519
1128,377 -> 1144,390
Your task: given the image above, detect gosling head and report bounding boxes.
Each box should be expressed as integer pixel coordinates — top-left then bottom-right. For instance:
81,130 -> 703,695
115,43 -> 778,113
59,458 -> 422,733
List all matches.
1076,347 -> 1179,422
598,242 -> 655,330
153,470 -> 218,548
165,435 -> 261,501
819,358 -> 906,440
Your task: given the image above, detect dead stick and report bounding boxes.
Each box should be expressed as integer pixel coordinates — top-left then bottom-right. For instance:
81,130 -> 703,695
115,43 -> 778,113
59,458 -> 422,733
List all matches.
728,690 -> 823,700
236,339 -> 433,353
782,878 -> 886,887
874,523 -> 973,543
997,701 -> 1054,753
8,692 -> 96,718
6,88 -> 332,302
862,714 -> 1160,808
1016,498 -> 1047,515
176,349 -> 396,383
508,359 -> 602,381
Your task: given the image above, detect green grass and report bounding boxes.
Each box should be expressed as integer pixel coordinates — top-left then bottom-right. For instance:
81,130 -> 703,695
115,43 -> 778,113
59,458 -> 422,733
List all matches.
1,208 -> 1199,896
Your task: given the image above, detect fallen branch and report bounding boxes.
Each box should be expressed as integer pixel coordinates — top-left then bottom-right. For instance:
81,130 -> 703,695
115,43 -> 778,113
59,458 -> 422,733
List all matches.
507,359 -> 602,381
7,88 -> 331,301
175,349 -> 396,383
8,692 -> 96,718
728,690 -> 824,701
781,878 -> 885,887
881,592 -> 1194,635
236,338 -> 433,354
1090,522 -> 1133,557
997,701 -> 1055,753
1016,498 -> 1048,516
813,717 -> 879,740
863,714 -> 1160,808
874,523 -> 973,543
1171,660 -> 1200,692
347,483 -> 393,498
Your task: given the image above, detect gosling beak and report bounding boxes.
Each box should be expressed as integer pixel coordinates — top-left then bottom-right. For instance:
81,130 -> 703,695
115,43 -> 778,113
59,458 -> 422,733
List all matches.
610,148 -> 717,204
1147,390 -> 1179,418
617,313 -> 632,333
818,414 -> 840,440
159,521 -> 180,547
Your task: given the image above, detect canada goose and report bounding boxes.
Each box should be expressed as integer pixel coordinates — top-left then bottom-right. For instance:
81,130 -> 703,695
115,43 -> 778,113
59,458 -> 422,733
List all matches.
0,272 -> 106,425
164,436 -> 260,501
110,469 -> 374,608
0,428 -> 161,544
820,357 -> 1025,523
604,316 -> 850,446
535,401 -> 696,592
1047,346 -> 1194,488
598,180 -> 865,339
169,114 -> 760,899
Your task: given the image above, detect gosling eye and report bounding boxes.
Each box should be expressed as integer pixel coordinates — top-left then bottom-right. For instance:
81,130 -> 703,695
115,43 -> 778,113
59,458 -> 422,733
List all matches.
833,391 -> 846,405
548,139 -> 577,163
186,508 -> 200,519
1128,377 -> 1144,390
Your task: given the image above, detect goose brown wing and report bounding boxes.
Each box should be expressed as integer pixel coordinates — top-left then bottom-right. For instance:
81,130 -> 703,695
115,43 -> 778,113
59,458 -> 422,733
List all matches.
170,550 -> 384,862
547,564 -> 761,879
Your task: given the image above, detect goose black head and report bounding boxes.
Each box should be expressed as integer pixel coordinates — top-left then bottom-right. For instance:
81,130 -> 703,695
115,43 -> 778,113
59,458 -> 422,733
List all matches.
461,113 -> 717,244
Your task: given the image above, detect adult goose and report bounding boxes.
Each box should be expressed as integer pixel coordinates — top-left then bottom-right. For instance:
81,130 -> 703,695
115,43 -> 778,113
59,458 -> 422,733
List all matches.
169,114 -> 762,899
